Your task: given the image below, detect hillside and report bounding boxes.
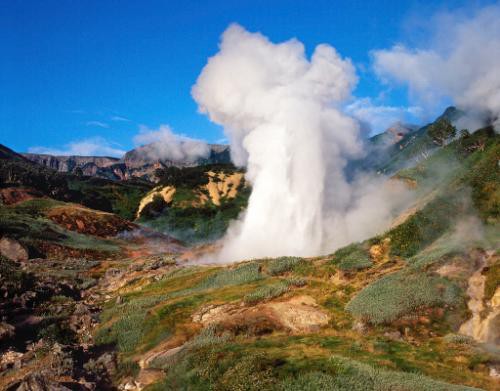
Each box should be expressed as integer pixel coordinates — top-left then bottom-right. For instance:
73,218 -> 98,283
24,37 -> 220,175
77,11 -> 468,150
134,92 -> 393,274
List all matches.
85,124 -> 499,390
137,164 -> 250,244
0,113 -> 499,390
1,143 -> 153,220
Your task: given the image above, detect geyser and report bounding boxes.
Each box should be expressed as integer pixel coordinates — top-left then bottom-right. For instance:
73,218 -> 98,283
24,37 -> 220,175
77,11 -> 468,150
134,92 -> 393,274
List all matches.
193,24 -> 409,261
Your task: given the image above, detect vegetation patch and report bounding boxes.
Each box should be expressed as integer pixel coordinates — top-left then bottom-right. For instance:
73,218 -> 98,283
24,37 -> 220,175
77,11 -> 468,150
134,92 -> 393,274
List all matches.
0,201 -> 121,256
147,337 -> 479,391
243,279 -> 306,305
331,243 -> 372,271
267,257 -> 304,275
385,195 -> 462,258
346,269 -> 462,325
280,355 -> 479,391
196,262 -> 262,291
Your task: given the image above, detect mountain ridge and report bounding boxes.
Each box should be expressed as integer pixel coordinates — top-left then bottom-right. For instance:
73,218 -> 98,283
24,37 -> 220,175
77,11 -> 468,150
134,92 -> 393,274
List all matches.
22,143 -> 231,181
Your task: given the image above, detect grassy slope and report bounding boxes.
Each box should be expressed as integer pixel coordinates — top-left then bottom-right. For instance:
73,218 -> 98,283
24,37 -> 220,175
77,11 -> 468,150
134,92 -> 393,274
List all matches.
95,255 -> 493,390
0,198 -> 123,258
0,144 -> 152,220
139,164 -> 250,244
93,128 -> 499,390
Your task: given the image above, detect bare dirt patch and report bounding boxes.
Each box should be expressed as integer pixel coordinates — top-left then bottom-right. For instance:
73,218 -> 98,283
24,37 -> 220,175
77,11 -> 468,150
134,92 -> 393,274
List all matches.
192,295 -> 329,335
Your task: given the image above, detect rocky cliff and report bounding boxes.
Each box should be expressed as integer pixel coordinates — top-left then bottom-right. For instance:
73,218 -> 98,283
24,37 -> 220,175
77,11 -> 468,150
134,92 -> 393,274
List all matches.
23,144 -> 231,182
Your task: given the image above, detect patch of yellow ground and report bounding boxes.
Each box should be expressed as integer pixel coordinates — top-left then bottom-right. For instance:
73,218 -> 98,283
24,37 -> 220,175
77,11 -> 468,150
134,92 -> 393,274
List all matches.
136,186 -> 176,218
201,171 -> 243,206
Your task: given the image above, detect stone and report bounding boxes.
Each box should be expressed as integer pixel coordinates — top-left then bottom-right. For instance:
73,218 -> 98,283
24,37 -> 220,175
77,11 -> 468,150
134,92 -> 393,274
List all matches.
0,237 -> 28,261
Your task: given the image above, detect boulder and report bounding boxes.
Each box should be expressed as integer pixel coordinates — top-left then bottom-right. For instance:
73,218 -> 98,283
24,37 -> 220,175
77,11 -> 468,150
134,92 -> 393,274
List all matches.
0,237 -> 28,261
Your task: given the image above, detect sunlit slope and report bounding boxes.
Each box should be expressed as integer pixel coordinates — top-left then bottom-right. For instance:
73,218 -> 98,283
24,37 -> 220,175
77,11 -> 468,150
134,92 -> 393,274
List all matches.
137,164 -> 250,244
93,128 -> 499,390
0,143 -> 152,220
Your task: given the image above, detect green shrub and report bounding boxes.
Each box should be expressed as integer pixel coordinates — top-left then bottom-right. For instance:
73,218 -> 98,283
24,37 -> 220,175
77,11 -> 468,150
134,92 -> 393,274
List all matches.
267,257 -> 303,275
243,277 -> 307,305
149,333 -> 279,391
197,262 -> 262,290
280,356 -> 479,391
331,243 -> 372,271
286,277 -> 307,287
95,294 -> 170,352
280,371 -> 338,390
346,270 -> 461,325
244,281 -> 290,304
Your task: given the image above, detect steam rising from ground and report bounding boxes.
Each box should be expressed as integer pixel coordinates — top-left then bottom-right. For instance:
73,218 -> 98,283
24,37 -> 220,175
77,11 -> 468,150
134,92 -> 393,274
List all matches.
193,24 -> 411,261
373,4 -> 500,131
133,124 -> 210,162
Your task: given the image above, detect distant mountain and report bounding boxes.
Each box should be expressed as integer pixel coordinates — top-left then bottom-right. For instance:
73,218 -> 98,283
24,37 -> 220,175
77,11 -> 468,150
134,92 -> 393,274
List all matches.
363,106 -> 465,174
22,143 -> 231,182
369,122 -> 419,147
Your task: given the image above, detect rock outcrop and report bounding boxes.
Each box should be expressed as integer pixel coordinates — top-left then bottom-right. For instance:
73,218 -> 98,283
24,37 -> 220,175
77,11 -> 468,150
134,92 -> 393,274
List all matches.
23,144 -> 231,182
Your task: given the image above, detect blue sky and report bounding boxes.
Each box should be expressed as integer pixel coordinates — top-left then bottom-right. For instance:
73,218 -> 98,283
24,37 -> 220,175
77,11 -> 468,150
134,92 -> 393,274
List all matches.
0,0 -> 486,156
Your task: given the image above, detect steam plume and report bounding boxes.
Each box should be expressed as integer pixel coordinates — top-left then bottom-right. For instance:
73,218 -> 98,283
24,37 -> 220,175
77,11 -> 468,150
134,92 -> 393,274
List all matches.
193,24 -> 410,261
133,124 -> 210,163
373,5 -> 500,131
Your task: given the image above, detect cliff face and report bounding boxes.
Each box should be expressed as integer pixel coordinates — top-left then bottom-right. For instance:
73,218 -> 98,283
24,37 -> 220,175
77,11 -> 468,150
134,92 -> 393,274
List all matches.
22,154 -> 120,172
22,144 -> 231,182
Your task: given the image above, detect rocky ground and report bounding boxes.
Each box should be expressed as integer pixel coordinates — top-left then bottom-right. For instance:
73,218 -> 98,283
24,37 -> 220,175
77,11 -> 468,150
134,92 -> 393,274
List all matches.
0,230 -> 181,390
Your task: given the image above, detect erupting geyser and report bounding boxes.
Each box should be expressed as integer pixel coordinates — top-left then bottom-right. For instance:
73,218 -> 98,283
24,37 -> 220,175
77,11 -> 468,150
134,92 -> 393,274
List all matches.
193,24 -> 409,261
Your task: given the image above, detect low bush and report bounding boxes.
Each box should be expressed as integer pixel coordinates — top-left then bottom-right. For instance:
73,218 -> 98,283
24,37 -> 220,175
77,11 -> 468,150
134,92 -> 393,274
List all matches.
331,243 -> 372,271
280,356 -> 481,391
197,262 -> 262,290
267,257 -> 303,275
346,270 -> 462,325
95,294 -> 169,352
244,278 -> 307,305
244,281 -> 290,304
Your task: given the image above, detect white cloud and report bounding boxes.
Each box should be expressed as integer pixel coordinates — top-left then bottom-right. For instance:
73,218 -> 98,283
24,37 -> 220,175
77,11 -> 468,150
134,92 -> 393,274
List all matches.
133,124 -> 210,162
111,115 -> 131,122
372,4 -> 500,131
29,137 -> 126,157
345,97 -> 421,134
86,120 -> 110,128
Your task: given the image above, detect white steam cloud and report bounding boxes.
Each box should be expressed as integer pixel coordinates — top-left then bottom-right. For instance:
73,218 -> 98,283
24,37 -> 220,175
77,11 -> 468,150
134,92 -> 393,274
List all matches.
345,97 -> 421,135
373,4 -> 500,131
133,124 -> 210,163
193,24 -> 411,261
